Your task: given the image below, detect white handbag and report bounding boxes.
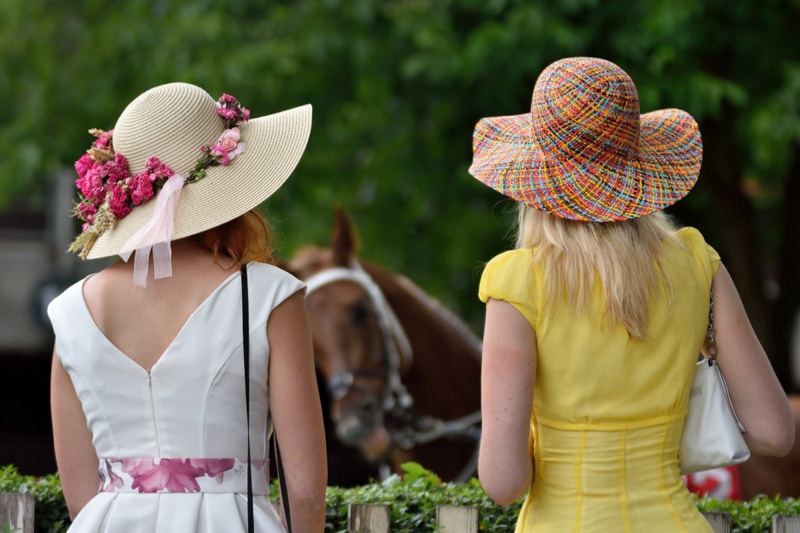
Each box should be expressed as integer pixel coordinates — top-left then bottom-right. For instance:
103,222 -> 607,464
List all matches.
679,289 -> 750,474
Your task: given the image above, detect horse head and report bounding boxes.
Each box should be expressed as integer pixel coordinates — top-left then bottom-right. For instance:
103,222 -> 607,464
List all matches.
289,207 -> 410,463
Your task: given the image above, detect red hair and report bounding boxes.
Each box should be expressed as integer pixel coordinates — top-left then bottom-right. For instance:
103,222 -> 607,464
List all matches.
197,209 -> 274,265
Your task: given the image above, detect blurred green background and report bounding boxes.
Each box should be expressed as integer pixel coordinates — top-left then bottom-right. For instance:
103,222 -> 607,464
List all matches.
1,0 -> 799,473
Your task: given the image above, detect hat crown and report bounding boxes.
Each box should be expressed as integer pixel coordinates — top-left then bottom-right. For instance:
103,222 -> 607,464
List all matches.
531,57 -> 640,160
113,83 -> 222,175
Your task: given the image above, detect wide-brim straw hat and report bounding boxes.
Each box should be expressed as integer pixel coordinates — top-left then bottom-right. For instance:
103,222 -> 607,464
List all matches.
468,57 -> 702,222
86,82 -> 312,259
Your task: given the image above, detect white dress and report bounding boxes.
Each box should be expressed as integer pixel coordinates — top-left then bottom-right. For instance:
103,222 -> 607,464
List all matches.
47,262 -> 303,532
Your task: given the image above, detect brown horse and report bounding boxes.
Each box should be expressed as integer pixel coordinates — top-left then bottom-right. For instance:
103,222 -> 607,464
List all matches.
288,208 -> 482,483
738,394 -> 800,499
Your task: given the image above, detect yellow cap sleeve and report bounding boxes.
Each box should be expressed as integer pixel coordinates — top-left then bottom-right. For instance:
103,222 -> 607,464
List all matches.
478,249 -> 538,327
676,226 -> 721,284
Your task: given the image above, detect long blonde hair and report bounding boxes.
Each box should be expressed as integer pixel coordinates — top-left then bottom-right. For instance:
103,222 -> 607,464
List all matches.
516,206 -> 680,341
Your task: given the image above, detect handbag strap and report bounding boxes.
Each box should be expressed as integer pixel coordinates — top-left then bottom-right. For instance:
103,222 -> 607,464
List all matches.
241,265 -> 254,533
241,264 -> 292,533
706,288 -> 718,362
274,433 -> 292,531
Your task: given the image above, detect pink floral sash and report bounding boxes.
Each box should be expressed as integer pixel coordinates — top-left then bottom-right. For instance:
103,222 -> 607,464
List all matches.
98,457 -> 270,494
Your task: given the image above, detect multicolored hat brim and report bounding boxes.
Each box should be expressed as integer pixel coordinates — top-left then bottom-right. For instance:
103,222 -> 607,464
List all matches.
468,57 -> 702,222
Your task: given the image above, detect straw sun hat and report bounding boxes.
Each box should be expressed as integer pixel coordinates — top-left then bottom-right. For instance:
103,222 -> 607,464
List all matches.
71,82 -> 312,260
469,57 -> 702,222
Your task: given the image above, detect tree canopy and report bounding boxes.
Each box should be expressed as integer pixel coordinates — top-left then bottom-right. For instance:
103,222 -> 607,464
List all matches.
2,0 -> 799,387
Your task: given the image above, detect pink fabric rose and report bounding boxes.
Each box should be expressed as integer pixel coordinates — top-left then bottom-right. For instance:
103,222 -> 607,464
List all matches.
217,128 -> 246,162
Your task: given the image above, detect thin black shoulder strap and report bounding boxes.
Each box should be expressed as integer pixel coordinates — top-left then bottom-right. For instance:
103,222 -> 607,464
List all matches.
242,264 -> 292,532
241,264 -> 254,533
274,432 -> 292,531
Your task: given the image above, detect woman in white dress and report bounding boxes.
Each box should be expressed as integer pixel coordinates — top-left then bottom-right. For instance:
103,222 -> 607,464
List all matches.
49,83 -> 327,532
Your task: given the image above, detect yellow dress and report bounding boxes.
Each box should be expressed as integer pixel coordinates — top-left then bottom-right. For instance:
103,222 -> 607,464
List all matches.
479,227 -> 719,533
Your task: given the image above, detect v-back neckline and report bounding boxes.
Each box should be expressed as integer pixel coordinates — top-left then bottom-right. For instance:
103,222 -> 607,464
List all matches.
78,265 -> 244,374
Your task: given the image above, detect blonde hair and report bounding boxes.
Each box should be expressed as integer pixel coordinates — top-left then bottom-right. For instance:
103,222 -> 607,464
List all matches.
516,206 -> 680,341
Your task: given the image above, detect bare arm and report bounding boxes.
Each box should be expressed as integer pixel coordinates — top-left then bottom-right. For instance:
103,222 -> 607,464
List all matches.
478,298 -> 537,506
50,347 -> 98,520
268,291 -> 327,532
710,264 -> 795,456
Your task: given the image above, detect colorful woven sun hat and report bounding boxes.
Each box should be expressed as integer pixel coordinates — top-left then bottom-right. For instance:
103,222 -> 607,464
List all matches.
71,82 -> 312,260
468,57 -> 702,222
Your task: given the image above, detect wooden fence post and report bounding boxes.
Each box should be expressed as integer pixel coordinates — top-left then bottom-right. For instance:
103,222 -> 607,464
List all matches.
0,493 -> 35,533
436,505 -> 478,533
348,504 -> 390,533
773,515 -> 800,533
702,512 -> 732,533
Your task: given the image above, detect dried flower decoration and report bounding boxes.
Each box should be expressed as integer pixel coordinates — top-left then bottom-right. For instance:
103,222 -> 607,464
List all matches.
69,94 -> 250,258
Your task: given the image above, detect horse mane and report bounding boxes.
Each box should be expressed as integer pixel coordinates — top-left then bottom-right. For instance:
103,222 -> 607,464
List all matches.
391,274 -> 482,362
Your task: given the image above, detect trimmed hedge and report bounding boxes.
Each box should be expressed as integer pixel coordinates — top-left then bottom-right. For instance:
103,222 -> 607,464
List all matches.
2,463 -> 798,532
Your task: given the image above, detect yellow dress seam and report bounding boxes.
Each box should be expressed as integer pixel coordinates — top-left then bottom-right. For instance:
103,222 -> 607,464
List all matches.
573,430 -> 585,533
618,430 -> 632,533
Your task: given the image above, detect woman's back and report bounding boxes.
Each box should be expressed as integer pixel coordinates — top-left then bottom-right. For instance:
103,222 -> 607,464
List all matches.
480,227 -> 717,531
48,259 -> 303,531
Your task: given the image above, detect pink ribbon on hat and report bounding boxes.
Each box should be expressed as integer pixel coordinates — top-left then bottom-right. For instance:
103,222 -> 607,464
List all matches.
119,173 -> 186,287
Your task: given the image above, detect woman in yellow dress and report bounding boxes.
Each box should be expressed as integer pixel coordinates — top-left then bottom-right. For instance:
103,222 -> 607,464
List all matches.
470,57 -> 795,532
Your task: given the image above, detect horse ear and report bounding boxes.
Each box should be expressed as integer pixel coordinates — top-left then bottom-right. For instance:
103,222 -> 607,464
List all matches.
332,205 -> 360,267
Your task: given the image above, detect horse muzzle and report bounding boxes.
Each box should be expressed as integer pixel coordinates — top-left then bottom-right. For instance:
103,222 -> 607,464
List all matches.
332,391 -> 386,447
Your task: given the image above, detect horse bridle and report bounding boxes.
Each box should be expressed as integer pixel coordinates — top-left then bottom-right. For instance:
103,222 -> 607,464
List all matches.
304,262 -> 482,458
304,263 -> 414,413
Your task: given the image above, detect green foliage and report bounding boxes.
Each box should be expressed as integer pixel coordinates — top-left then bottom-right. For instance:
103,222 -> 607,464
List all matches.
0,465 -> 69,533
2,0 -> 800,353
696,494 -> 800,533
4,463 -> 799,532
323,468 -> 522,532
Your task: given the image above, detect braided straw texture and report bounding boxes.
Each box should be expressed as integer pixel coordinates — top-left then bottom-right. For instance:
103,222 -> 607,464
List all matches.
469,57 -> 702,222
87,83 -> 311,259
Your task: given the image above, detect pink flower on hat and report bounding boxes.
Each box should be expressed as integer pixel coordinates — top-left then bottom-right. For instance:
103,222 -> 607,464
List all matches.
216,94 -> 250,128
217,127 -> 246,162
131,172 -> 155,205
219,93 -> 237,105
209,143 -> 231,166
74,154 -> 94,179
77,202 -> 97,224
69,92 -> 254,258
108,185 -> 132,219
78,165 -> 107,204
